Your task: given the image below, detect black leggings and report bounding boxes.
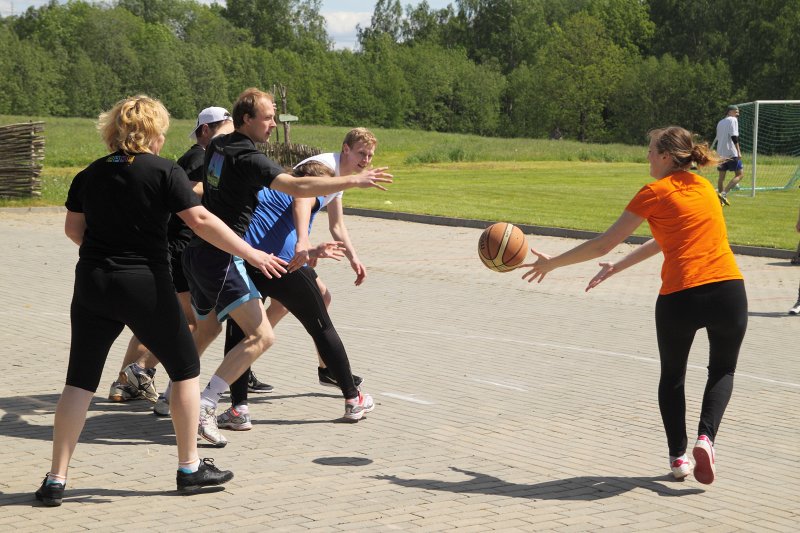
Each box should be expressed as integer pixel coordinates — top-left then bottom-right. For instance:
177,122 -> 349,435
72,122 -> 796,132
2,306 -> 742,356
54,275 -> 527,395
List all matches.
225,265 -> 357,404
67,262 -> 200,392
655,279 -> 747,456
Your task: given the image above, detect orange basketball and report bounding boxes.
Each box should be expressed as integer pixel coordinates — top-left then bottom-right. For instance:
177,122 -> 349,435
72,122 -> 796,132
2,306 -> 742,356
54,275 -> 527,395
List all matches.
478,222 -> 528,272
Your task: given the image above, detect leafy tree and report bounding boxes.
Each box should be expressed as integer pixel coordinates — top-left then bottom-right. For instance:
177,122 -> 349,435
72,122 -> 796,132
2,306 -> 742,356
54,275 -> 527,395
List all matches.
533,12 -> 628,141
607,55 -> 734,144
223,0 -> 330,51
357,0 -> 403,48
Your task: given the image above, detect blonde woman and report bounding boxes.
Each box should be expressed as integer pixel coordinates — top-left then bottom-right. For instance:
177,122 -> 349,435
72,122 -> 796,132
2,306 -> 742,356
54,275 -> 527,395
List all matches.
37,95 -> 278,505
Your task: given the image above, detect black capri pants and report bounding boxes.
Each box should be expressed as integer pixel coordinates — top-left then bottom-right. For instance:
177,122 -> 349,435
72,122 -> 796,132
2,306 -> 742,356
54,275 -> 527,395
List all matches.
66,261 -> 201,392
655,279 -> 747,457
225,265 -> 358,404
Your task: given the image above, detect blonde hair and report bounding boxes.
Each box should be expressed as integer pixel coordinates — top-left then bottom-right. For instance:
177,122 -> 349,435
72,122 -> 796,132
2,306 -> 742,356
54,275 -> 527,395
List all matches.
232,87 -> 274,129
98,95 -> 170,154
343,127 -> 377,149
649,126 -> 722,169
293,160 -> 335,178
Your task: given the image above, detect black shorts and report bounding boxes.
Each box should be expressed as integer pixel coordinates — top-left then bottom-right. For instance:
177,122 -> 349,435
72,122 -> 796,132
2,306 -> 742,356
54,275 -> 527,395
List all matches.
182,242 -> 261,321
67,261 -> 200,392
717,158 -> 743,172
169,248 -> 190,293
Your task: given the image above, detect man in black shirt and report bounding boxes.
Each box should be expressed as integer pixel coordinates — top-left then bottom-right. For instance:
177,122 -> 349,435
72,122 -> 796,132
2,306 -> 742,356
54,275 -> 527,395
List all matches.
182,87 -> 392,446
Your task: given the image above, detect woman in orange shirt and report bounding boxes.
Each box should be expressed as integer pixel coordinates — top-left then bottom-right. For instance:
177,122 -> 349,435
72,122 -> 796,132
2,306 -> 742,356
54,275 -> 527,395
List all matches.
521,126 -> 746,485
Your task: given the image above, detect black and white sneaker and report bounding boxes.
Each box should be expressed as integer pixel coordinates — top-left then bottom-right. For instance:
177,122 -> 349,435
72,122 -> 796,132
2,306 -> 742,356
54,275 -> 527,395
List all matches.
789,299 -> 800,315
247,371 -> 273,393
35,475 -> 65,507
176,458 -> 233,493
318,367 -> 363,388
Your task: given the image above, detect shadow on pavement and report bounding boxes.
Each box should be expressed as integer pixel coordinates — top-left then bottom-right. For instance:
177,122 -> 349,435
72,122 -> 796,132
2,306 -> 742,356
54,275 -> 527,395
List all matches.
375,466 -> 704,501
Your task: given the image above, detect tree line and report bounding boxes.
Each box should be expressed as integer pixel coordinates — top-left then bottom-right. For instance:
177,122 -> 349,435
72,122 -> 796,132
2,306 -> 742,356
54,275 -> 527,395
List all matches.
1,0 -> 797,145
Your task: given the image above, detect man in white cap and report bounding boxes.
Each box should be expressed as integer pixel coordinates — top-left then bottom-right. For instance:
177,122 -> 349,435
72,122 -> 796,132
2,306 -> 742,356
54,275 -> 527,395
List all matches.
107,107 -> 238,409
716,104 -> 743,206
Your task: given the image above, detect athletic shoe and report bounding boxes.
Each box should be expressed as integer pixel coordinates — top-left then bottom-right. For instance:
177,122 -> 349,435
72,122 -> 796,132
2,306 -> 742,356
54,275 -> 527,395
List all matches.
176,458 -> 233,493
248,371 -> 274,393
318,367 -> 363,389
343,392 -> 375,422
217,405 -> 252,431
669,454 -> 692,480
35,475 -> 65,507
108,379 -> 140,402
153,394 -> 170,417
198,405 -> 227,447
718,192 -> 731,206
692,435 -> 716,484
124,363 -> 158,403
789,299 -> 800,315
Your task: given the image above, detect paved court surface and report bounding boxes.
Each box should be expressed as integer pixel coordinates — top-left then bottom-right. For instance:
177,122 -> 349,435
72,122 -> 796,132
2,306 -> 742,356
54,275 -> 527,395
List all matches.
0,210 -> 798,532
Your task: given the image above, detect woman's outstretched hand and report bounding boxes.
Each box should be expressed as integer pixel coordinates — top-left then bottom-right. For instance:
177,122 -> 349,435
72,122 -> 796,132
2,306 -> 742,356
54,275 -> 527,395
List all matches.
520,248 -> 554,284
586,262 -> 616,291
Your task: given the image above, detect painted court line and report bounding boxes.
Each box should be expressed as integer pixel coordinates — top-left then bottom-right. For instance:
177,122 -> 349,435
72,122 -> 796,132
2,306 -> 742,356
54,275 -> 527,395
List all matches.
339,325 -> 800,390
382,393 -> 434,405
470,378 -> 528,392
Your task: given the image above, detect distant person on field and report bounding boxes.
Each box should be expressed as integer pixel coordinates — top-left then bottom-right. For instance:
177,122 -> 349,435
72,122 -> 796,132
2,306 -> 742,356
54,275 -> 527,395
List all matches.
716,104 -> 743,206
520,126 -> 746,485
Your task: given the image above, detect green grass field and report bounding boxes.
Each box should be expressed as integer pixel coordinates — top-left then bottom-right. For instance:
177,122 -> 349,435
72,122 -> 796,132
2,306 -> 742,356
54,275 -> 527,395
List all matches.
2,115 -> 798,250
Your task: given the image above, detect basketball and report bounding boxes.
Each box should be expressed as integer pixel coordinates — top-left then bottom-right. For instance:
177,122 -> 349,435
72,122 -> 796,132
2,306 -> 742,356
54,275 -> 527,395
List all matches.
478,222 -> 528,272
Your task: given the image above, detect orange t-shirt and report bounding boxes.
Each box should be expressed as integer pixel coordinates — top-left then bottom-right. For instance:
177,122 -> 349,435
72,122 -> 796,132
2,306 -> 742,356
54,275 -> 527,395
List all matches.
625,170 -> 742,295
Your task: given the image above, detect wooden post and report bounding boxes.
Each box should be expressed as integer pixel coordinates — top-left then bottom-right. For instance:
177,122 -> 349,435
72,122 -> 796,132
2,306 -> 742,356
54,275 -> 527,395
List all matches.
279,84 -> 290,145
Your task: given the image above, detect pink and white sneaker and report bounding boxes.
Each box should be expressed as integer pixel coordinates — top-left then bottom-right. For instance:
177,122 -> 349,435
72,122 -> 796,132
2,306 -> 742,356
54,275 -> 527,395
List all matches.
670,454 -> 692,480
344,392 -> 375,422
692,435 -> 716,484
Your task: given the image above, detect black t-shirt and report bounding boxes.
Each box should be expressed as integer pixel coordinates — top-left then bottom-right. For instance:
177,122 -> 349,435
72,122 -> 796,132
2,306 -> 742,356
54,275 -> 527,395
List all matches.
65,151 -> 201,266
201,131 -> 283,238
168,143 -> 205,253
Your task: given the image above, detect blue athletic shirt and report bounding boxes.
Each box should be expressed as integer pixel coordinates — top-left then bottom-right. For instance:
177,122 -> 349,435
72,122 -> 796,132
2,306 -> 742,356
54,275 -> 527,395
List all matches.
246,188 -> 339,262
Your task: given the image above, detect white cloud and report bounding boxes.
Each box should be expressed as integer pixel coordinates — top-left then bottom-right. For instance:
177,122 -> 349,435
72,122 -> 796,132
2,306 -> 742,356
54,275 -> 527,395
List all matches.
323,11 -> 372,50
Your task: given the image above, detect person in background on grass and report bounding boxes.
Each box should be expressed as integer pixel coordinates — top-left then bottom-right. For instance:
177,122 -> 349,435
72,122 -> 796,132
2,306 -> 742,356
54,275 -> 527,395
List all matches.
36,95 -> 283,505
253,127 -> 378,390
181,88 -> 392,448
520,126 -> 746,485
716,104 -> 743,206
218,160 -> 375,431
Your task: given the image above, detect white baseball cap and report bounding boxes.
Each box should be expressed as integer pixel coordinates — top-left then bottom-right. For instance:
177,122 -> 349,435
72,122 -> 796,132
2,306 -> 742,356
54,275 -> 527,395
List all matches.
189,106 -> 232,140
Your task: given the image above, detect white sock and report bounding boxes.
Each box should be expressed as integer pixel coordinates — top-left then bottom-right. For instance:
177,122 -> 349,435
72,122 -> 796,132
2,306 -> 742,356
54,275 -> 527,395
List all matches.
46,473 -> 66,485
200,374 -> 228,409
163,379 -> 173,401
178,458 -> 201,473
233,404 -> 249,414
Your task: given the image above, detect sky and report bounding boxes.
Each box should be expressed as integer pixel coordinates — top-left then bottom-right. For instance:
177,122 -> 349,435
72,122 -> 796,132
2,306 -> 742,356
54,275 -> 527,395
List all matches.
0,0 -> 453,50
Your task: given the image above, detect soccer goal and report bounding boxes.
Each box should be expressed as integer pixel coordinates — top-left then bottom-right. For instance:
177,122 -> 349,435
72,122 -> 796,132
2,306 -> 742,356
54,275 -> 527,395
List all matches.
731,100 -> 800,196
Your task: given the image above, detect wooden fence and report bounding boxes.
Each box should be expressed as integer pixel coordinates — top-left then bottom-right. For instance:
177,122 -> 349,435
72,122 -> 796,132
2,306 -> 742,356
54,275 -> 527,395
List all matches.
258,141 -> 321,169
0,122 -> 45,197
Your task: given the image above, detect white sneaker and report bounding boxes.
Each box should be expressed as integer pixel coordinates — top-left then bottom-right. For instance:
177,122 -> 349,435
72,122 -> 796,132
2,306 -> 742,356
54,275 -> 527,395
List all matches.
692,435 -> 716,484
153,394 -> 170,417
789,299 -> 800,315
198,405 -> 227,447
343,392 -> 375,422
669,454 -> 692,480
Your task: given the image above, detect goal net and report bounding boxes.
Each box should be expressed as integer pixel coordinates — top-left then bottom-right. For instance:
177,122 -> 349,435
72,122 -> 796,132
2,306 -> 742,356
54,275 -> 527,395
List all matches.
729,100 -> 800,195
